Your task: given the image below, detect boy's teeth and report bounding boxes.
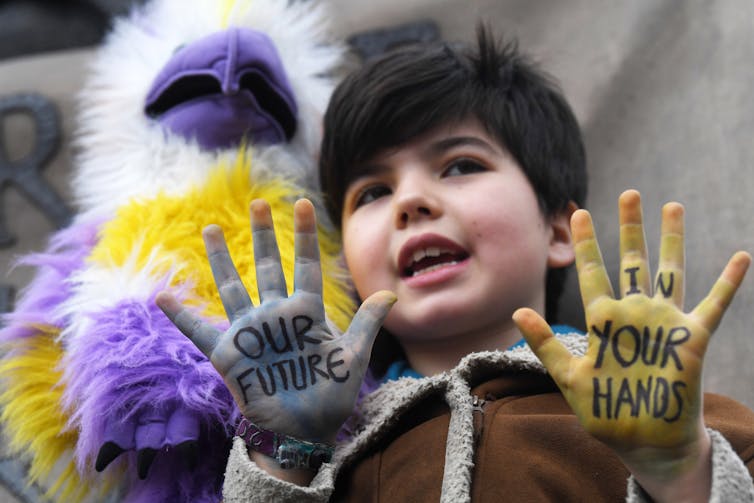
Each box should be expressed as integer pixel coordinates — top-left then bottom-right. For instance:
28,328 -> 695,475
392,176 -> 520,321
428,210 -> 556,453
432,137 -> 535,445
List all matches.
411,247 -> 442,264
412,260 -> 458,276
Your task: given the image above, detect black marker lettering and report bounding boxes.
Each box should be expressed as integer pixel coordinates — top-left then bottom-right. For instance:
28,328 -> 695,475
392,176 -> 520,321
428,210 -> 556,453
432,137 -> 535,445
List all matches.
593,377 -> 613,418
257,367 -> 277,396
625,266 -> 641,294
263,318 -> 293,354
656,272 -> 674,298
234,346 -> 353,397
289,357 -> 308,390
235,350 -> 354,397
271,360 -> 289,390
327,348 -> 350,382
234,327 -> 265,359
612,325 -> 641,368
615,378 -> 634,419
661,327 -> 689,370
236,367 -> 255,404
592,375 -> 686,421
293,315 -> 320,350
640,326 -> 662,366
633,376 -> 652,417
665,381 -> 686,422
593,320 -> 613,368
593,322 -> 689,371
652,377 -> 670,418
308,354 -> 328,384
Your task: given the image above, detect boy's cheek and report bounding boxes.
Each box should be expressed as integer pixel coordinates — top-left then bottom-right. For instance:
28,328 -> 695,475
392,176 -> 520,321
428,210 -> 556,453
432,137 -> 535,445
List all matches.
343,252 -> 388,301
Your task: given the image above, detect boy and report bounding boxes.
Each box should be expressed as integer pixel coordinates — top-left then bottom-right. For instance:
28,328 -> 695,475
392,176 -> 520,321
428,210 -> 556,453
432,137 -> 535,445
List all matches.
157,27 -> 754,501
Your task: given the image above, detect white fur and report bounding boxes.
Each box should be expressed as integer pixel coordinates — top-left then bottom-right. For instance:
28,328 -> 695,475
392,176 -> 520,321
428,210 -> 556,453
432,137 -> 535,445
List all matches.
56,242 -> 187,349
72,0 -> 344,216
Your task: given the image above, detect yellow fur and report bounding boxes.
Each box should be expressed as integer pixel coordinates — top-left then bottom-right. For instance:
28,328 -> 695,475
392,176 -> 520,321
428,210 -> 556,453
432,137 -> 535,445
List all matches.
221,0 -> 252,28
90,152 -> 355,331
0,329 -> 116,502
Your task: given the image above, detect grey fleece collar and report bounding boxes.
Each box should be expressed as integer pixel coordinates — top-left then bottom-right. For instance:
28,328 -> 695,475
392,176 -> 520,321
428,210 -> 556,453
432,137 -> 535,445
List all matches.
336,333 -> 588,503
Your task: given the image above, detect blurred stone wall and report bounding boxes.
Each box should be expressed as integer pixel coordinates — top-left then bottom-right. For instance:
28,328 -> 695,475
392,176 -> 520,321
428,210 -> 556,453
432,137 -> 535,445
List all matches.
0,0 -> 144,60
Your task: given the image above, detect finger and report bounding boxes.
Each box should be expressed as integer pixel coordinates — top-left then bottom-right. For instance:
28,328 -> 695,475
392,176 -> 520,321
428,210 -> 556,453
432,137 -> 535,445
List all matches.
691,251 -> 751,333
572,209 -> 614,311
618,190 -> 651,297
512,308 -> 575,390
655,202 -> 685,307
341,291 -> 397,363
156,291 -> 221,358
203,224 -> 253,321
251,199 -> 288,302
293,199 -> 323,296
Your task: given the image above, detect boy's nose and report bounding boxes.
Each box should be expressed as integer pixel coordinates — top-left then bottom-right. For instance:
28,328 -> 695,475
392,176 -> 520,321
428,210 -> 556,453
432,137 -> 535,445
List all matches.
393,186 -> 442,228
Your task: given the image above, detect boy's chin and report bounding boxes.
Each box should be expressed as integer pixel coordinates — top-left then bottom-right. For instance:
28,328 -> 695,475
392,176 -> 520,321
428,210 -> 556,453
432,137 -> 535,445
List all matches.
386,306 -> 510,344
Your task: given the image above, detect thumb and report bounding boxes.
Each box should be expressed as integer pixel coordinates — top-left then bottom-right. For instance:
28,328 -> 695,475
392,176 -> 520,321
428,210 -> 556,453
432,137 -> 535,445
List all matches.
341,290 -> 397,364
513,307 -> 574,387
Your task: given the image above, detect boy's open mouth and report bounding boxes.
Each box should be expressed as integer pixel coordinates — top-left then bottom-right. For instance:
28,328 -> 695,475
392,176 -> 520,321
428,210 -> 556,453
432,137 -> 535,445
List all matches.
400,245 -> 469,278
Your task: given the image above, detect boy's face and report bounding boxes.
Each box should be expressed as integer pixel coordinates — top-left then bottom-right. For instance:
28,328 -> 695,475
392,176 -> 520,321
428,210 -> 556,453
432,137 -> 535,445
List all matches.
341,119 -> 574,347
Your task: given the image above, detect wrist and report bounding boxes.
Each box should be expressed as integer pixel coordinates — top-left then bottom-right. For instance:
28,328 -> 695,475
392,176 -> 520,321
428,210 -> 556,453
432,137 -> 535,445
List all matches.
624,428 -> 712,503
236,417 -> 334,471
248,448 -> 319,486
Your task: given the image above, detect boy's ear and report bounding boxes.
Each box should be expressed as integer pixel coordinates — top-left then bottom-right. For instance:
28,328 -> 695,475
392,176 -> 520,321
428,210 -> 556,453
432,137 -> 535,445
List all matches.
547,201 -> 578,268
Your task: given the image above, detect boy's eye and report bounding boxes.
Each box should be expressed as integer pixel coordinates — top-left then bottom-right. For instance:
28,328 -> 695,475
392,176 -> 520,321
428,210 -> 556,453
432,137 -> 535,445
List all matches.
354,185 -> 391,208
443,159 -> 487,177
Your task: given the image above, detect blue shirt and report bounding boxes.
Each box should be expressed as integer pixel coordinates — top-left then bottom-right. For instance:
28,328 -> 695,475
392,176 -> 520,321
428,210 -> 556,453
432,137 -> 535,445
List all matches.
382,324 -> 581,382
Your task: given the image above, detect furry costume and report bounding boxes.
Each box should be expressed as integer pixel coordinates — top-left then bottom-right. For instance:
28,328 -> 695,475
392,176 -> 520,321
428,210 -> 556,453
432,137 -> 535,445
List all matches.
0,1 -> 352,501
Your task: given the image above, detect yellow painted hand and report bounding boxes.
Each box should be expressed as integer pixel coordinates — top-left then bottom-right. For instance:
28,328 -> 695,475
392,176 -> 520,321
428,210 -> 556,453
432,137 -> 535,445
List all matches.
514,190 -> 750,471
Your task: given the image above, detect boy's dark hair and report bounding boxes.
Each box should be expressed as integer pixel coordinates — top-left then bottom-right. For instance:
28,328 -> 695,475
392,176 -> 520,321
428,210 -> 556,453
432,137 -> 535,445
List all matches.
320,26 -> 587,374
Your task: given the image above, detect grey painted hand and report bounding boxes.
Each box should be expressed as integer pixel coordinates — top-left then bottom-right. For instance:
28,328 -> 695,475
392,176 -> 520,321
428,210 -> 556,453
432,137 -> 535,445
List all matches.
157,199 -> 395,443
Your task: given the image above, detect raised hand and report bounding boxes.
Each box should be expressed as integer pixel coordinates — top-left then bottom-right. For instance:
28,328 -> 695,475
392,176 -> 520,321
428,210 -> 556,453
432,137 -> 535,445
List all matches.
157,199 -> 395,444
513,190 -> 750,486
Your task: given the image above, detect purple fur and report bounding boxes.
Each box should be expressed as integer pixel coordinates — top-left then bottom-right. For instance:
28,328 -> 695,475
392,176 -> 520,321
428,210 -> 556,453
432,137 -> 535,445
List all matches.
0,220 -> 100,342
61,278 -> 237,502
1,218 -> 379,499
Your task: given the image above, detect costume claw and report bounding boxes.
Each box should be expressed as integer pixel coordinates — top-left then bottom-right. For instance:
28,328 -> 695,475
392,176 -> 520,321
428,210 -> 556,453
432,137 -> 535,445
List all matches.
137,448 -> 158,480
95,441 -> 126,472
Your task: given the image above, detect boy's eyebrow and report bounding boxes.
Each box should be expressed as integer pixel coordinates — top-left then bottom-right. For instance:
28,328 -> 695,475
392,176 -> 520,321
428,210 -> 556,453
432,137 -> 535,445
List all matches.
350,162 -> 388,179
425,136 -> 499,157
353,135 -> 500,181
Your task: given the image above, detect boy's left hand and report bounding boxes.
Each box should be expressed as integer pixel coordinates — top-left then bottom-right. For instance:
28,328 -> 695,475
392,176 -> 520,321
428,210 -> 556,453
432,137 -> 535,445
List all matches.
513,190 -> 750,495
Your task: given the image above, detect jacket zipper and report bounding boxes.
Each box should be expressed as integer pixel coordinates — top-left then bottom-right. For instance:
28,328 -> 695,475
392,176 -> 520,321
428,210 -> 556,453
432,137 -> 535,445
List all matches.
471,395 -> 486,446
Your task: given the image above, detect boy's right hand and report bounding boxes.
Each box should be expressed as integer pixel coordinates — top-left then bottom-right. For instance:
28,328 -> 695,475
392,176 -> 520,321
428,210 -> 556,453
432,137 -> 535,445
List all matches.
514,190 -> 750,501
156,199 -> 395,444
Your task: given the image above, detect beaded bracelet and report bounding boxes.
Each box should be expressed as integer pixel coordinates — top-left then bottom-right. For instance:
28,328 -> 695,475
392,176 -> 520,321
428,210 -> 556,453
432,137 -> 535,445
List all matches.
236,417 -> 334,470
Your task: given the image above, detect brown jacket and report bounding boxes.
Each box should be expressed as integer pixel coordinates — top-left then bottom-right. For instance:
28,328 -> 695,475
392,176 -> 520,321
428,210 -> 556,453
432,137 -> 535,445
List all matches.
333,370 -> 754,502
224,333 -> 754,502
